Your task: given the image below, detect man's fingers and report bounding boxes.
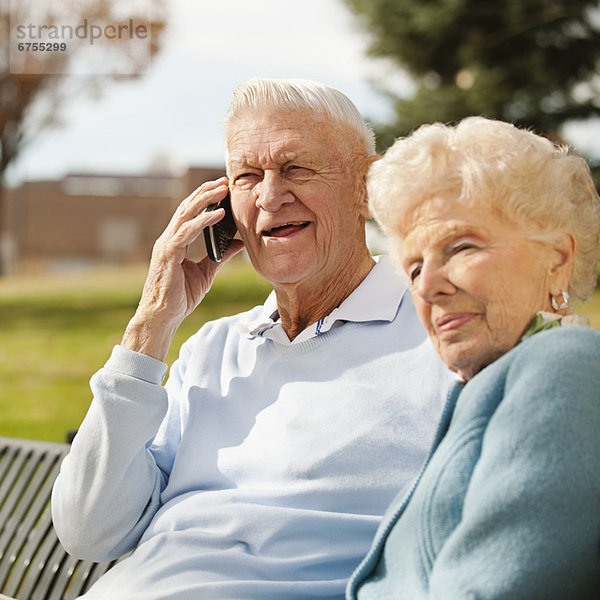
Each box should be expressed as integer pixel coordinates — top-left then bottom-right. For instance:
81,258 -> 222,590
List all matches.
191,239 -> 244,283
173,178 -> 229,223
156,179 -> 228,244
172,208 -> 226,249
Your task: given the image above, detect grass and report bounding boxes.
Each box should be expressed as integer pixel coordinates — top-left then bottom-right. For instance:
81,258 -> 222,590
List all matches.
1,261 -> 599,443
0,258 -> 272,442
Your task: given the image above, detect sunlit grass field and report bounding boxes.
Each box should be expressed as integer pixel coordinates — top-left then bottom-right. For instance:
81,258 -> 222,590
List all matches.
1,260 -> 599,443
0,258 -> 272,442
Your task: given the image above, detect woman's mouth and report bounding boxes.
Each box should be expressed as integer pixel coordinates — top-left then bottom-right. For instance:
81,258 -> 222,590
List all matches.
434,312 -> 477,334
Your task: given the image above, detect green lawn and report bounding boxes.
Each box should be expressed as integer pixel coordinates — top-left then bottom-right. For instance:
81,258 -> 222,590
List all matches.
1,261 -> 599,443
0,258 -> 272,442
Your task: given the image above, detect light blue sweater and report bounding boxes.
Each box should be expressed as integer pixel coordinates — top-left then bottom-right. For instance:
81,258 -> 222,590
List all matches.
52,259 -> 451,599
347,326 -> 600,600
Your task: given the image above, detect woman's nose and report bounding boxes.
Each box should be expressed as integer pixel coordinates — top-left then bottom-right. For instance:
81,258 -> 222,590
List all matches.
413,261 -> 456,303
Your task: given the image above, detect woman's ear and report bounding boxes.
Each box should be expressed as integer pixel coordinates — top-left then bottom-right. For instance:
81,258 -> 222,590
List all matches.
548,231 -> 577,295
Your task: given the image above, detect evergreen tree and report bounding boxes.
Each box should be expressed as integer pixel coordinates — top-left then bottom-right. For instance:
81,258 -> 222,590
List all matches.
344,0 -> 600,150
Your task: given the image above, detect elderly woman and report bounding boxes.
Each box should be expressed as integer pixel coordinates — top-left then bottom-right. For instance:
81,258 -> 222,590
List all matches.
347,117 -> 600,599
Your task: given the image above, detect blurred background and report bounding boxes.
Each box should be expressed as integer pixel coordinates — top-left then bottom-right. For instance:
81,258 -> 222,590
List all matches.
1,0 -> 599,442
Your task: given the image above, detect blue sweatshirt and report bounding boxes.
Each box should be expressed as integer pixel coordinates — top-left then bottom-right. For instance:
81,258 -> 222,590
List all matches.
52,256 -> 451,600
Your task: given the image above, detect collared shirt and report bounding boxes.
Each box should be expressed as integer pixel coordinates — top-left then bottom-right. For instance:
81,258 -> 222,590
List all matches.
238,255 -> 408,345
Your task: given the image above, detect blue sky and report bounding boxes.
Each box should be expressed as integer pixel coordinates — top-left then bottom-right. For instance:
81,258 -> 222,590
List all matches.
6,0 -> 412,185
6,0 -> 599,186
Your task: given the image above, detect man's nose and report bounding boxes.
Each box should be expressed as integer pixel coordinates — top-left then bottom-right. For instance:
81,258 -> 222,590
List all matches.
255,171 -> 294,212
413,261 -> 456,303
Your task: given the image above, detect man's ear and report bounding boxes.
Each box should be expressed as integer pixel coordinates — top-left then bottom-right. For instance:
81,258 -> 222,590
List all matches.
357,155 -> 381,220
548,231 -> 577,294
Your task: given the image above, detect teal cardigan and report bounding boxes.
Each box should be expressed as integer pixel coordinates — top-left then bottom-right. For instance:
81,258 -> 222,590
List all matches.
347,326 -> 600,599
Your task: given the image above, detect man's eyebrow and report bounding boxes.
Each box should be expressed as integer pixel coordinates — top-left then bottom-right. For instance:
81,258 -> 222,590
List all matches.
228,158 -> 245,166
283,151 -> 325,166
281,150 -> 309,161
228,151 -> 319,170
228,157 -> 255,170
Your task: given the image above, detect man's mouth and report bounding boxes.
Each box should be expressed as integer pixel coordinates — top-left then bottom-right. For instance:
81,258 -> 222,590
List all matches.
262,221 -> 310,238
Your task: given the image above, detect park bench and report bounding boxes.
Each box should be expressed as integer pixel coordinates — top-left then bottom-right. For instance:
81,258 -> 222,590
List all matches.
0,436 -> 121,600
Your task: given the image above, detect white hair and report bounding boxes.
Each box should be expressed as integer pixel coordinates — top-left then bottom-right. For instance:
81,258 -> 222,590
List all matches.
369,116 -> 600,303
224,78 -> 376,156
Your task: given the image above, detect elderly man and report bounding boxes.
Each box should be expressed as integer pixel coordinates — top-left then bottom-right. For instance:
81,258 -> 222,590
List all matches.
52,78 -> 450,599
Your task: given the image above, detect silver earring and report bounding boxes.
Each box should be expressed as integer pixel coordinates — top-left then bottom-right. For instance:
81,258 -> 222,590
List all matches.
551,290 -> 570,311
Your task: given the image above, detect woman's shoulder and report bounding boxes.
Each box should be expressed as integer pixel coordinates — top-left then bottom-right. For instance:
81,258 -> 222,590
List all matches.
467,325 -> 599,404
458,325 -> 600,457
498,325 -> 600,401
517,324 -> 600,358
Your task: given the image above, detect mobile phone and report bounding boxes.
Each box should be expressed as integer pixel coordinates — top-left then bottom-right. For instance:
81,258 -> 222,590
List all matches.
203,194 -> 237,262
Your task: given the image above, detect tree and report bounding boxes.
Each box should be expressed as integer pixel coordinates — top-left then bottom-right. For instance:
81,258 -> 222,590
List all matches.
0,0 -> 166,273
343,0 -> 600,150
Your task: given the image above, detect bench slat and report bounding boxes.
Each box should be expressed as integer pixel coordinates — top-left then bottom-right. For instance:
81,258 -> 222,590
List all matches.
0,437 -> 125,600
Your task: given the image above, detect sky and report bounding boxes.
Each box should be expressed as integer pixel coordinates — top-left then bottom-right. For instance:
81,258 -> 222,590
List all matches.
7,0 -> 600,187
6,0 -> 413,186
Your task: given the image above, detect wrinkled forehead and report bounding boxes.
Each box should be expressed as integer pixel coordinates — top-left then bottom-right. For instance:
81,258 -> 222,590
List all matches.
225,108 -> 360,164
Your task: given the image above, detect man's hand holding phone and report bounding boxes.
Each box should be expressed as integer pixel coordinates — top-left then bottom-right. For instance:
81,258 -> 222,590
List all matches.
121,178 -> 243,361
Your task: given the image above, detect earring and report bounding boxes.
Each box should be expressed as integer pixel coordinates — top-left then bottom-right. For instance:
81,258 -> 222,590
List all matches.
551,290 -> 570,311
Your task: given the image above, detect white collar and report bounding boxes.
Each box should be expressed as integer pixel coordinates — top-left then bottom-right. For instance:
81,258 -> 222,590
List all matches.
237,255 -> 409,345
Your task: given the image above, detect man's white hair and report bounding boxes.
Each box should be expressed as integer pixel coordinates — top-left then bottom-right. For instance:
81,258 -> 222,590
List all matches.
224,77 -> 376,156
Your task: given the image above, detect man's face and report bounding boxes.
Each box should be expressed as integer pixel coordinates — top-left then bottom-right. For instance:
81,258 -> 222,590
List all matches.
226,109 -> 369,289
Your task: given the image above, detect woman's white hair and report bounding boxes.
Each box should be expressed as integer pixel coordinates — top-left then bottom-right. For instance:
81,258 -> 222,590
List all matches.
224,78 -> 376,156
369,116 -> 600,303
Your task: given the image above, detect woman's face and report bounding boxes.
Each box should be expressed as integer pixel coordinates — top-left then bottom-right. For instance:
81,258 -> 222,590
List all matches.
397,196 -> 558,381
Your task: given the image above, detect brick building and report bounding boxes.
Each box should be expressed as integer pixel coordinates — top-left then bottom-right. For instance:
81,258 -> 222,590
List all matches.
0,166 -> 225,274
